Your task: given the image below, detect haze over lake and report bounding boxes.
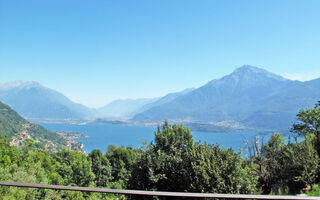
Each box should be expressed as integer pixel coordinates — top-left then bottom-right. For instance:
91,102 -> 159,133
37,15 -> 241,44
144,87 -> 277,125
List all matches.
41,123 -> 274,153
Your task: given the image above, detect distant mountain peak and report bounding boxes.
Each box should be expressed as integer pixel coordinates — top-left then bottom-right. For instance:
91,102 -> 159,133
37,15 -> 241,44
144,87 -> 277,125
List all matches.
133,65 -> 320,130
232,65 -> 272,75
0,80 -> 43,90
230,65 -> 288,81
234,65 -> 265,72
0,80 -> 95,120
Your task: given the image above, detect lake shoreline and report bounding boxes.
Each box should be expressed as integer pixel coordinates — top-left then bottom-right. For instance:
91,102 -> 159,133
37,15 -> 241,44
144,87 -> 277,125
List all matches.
56,131 -> 87,153
41,123 -> 279,154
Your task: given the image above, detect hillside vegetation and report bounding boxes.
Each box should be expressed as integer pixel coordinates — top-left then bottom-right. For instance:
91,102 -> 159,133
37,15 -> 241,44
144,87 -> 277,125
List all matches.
0,101 -> 67,151
0,101 -> 320,199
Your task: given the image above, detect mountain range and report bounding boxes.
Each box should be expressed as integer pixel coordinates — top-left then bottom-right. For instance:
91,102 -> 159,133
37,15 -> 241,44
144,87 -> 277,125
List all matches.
133,65 -> 320,130
1,65 -> 320,131
0,81 -> 194,122
0,81 -> 95,122
97,98 -> 159,119
98,88 -> 195,119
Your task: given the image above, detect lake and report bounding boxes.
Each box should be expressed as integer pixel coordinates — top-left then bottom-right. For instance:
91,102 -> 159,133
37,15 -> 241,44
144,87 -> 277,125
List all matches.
41,123 -> 277,154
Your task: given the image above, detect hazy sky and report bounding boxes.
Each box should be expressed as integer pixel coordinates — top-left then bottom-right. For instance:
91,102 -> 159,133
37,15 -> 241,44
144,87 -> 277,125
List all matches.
1,0 -> 320,107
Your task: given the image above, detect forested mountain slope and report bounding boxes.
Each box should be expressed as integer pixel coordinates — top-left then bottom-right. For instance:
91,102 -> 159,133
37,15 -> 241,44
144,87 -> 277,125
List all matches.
0,101 -> 67,150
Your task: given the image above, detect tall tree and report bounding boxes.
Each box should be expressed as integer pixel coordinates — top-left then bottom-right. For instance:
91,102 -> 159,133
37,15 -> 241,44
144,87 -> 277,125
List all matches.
291,100 -> 320,183
89,149 -> 112,187
151,121 -> 194,193
292,101 -> 320,156
106,145 -> 137,188
54,150 -> 95,187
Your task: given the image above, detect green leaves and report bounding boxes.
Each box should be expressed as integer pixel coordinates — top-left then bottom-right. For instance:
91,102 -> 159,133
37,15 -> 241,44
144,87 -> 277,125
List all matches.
189,144 -> 258,194
127,121 -> 258,198
1,105 -> 320,199
54,150 -> 95,187
291,101 -> 320,185
251,132 -> 319,194
89,149 -> 112,187
292,102 -> 320,156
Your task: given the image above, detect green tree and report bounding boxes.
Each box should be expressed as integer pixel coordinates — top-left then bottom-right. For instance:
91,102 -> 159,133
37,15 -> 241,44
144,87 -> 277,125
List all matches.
54,150 -> 95,187
261,134 -> 287,194
291,101 -> 320,183
284,134 -> 319,193
129,121 -> 257,200
0,136 -> 19,167
106,145 -> 137,188
189,143 -> 258,194
292,101 -> 320,157
89,149 -> 112,187
251,133 -> 319,194
151,121 -> 194,193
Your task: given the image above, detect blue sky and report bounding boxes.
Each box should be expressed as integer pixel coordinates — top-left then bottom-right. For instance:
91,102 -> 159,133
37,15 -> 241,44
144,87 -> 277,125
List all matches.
1,0 -> 320,107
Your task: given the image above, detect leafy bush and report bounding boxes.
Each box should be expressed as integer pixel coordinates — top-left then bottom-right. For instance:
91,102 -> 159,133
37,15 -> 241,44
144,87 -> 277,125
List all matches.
306,184 -> 320,197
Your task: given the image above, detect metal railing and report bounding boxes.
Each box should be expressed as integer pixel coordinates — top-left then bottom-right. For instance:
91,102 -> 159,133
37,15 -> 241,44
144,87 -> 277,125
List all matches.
0,182 -> 319,199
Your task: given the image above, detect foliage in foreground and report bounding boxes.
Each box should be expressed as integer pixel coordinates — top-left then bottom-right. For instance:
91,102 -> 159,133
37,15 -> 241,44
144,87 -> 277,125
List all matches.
307,185 -> 320,197
1,102 -> 320,199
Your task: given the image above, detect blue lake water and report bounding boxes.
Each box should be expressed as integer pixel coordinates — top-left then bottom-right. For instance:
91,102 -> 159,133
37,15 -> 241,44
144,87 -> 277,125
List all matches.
41,123 -> 279,153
